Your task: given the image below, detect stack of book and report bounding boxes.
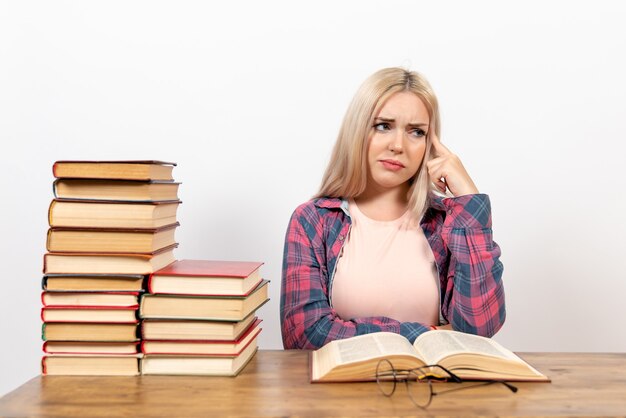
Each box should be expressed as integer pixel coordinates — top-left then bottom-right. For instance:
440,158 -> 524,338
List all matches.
41,160 -> 181,376
139,259 -> 268,376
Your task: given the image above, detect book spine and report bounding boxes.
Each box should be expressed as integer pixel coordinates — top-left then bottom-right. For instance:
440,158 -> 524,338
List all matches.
47,200 -> 55,227
147,274 -> 154,294
52,180 -> 59,199
41,357 -> 47,375
41,276 -> 48,291
45,229 -> 52,252
41,323 -> 47,341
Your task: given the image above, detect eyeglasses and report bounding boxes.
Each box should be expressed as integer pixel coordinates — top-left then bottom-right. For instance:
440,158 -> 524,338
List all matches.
375,359 -> 518,409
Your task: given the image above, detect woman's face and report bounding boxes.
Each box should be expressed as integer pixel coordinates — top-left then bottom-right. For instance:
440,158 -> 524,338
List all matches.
365,91 -> 429,195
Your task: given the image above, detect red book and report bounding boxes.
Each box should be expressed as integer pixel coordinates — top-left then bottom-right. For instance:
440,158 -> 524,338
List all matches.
43,341 -> 140,355
141,319 -> 262,355
148,259 -> 264,296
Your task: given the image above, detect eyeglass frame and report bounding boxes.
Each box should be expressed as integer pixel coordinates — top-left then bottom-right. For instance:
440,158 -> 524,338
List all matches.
375,359 -> 518,409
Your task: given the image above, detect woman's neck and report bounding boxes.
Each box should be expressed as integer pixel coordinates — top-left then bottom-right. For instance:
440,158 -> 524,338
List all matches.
354,186 -> 409,221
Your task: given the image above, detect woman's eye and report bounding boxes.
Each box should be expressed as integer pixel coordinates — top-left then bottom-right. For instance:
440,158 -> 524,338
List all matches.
373,122 -> 391,131
411,128 -> 426,138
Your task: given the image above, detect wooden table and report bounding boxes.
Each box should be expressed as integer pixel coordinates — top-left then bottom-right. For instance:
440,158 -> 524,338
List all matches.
1,350 -> 625,417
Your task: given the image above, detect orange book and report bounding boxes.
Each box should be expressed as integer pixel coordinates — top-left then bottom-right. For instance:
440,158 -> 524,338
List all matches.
148,259 -> 264,296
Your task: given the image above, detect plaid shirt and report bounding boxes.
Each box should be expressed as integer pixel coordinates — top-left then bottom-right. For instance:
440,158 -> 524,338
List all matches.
280,193 -> 505,349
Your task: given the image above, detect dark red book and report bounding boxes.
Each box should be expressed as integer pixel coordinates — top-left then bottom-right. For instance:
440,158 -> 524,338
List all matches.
148,259 -> 264,296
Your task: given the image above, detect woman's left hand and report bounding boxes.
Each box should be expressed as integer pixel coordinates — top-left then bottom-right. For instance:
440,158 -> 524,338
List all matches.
426,133 -> 479,197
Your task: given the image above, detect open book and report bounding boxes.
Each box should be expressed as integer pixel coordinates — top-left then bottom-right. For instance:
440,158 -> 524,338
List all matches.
311,330 -> 549,382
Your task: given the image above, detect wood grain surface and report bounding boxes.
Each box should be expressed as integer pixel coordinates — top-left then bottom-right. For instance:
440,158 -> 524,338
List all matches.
1,350 -> 625,417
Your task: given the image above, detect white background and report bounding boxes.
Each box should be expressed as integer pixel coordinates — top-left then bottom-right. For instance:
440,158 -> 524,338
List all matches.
1,0 -> 625,397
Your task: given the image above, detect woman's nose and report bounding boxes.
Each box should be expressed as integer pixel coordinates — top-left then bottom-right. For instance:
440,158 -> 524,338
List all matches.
388,131 -> 403,153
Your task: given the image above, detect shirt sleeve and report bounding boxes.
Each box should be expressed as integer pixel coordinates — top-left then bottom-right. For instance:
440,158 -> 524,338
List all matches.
439,194 -> 506,337
280,204 -> 431,349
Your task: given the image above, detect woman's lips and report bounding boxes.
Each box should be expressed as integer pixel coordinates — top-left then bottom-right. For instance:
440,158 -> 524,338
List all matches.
380,159 -> 405,171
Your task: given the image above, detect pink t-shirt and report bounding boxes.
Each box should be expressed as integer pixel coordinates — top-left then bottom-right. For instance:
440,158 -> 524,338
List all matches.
331,200 -> 440,325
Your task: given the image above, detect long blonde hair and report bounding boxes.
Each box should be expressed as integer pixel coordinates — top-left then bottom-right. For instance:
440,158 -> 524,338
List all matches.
315,67 -> 441,218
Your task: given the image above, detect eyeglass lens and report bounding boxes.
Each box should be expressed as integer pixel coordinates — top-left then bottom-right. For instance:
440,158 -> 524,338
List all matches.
376,359 -> 397,396
406,370 -> 434,408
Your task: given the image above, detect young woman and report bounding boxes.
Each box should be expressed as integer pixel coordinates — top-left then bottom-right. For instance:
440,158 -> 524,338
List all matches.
280,67 -> 505,350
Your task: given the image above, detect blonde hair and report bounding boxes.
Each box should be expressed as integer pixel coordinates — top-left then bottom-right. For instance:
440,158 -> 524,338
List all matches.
315,67 -> 441,218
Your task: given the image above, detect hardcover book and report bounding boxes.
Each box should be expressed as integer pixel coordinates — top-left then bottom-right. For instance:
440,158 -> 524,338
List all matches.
140,280 -> 269,321
41,307 -> 139,323
43,341 -> 139,355
42,292 -> 139,307
53,179 -> 180,202
42,354 -> 141,375
141,335 -> 259,376
46,223 -> 179,253
48,199 -> 180,229
42,274 -> 145,292
42,323 -> 139,342
141,319 -> 261,355
52,160 -> 176,181
141,314 -> 258,341
43,244 -> 177,275
148,259 -> 264,296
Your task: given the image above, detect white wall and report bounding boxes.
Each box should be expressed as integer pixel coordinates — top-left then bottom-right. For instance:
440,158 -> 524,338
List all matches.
1,0 -> 625,397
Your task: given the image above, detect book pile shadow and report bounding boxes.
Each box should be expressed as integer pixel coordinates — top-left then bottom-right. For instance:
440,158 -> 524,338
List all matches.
41,160 -> 181,375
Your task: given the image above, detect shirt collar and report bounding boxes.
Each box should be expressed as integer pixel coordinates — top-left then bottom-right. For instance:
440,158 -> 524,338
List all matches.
313,197 -> 350,217
314,193 -> 448,213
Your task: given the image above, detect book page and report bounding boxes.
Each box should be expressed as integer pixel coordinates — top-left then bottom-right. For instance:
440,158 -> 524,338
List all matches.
414,330 -> 521,365
336,332 -> 419,364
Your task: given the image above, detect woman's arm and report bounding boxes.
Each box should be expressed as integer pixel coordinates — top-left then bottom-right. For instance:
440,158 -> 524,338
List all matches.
439,194 -> 506,337
280,204 -> 431,349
